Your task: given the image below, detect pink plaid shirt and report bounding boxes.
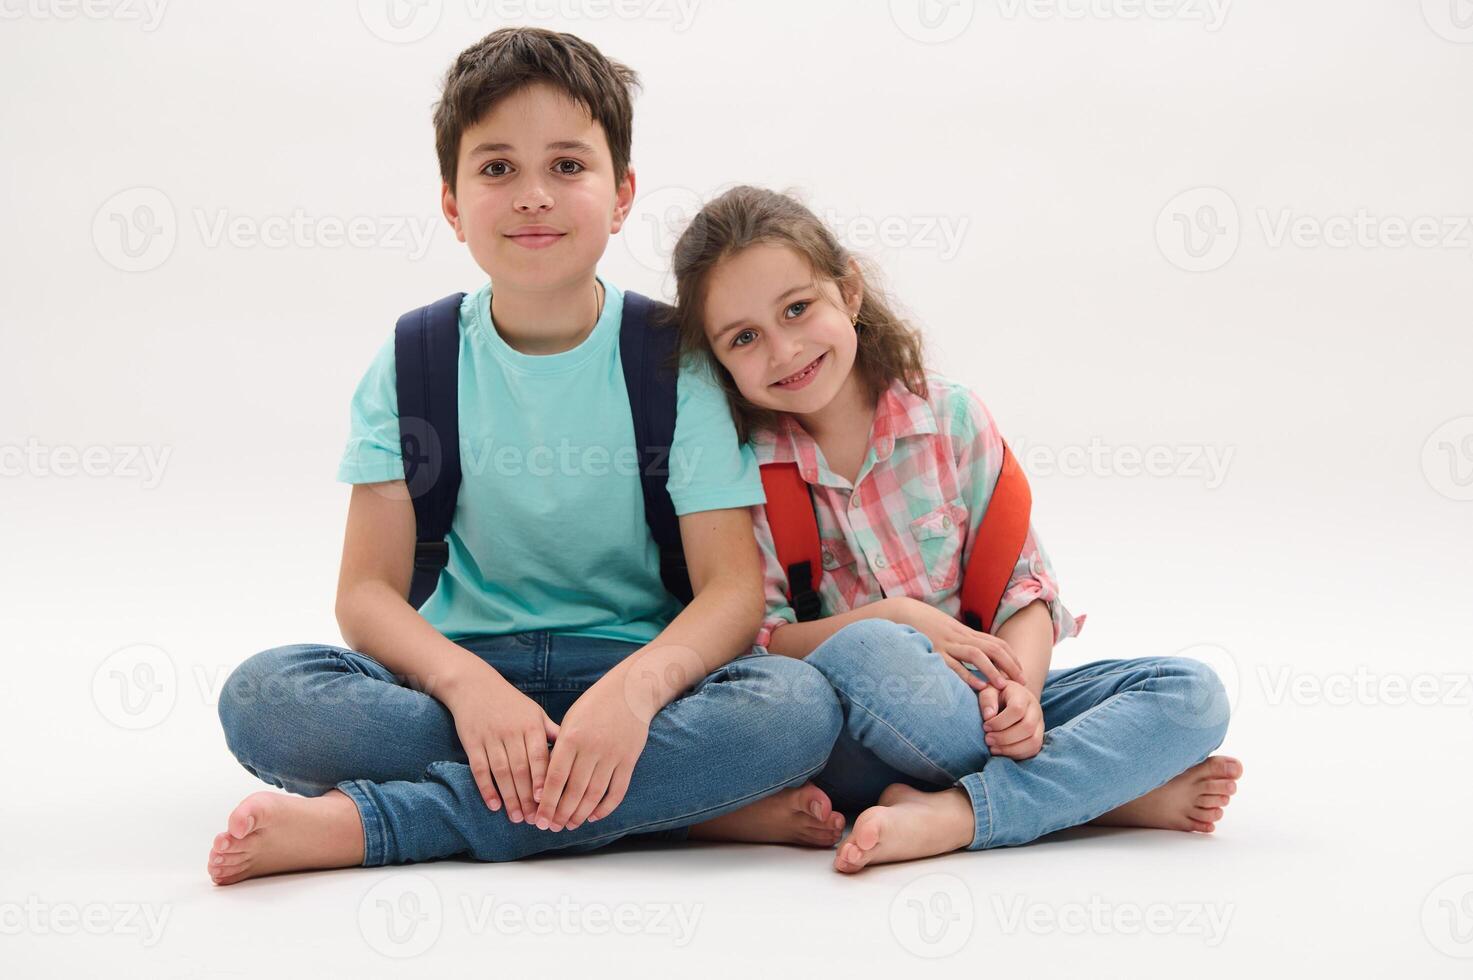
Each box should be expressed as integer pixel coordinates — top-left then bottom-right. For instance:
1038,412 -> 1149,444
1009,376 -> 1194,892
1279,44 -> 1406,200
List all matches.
750,373 -> 1086,650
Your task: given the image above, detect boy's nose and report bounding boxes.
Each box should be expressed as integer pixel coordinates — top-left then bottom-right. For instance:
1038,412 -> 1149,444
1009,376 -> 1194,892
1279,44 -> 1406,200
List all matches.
514,183 -> 553,212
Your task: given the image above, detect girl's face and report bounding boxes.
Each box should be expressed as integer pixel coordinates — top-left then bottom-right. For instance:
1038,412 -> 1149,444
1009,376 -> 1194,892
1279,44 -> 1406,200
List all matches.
702,243 -> 862,416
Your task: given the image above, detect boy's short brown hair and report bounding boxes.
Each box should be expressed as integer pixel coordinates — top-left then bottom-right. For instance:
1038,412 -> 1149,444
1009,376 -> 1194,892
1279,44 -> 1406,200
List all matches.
433,27 -> 641,193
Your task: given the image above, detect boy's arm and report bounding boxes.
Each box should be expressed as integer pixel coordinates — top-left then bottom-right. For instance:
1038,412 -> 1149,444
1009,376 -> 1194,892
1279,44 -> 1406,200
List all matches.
593,506 -> 765,714
334,480 -> 501,697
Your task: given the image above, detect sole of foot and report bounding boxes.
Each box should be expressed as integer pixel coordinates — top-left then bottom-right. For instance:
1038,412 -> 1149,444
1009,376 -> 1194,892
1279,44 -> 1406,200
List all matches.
834,783 -> 975,875
1090,755 -> 1244,834
687,782 -> 846,847
207,789 -> 366,886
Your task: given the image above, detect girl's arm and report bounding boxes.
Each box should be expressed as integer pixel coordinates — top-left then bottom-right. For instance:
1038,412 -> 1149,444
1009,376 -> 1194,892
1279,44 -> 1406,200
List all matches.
993,598 -> 1054,698
762,596 -> 909,659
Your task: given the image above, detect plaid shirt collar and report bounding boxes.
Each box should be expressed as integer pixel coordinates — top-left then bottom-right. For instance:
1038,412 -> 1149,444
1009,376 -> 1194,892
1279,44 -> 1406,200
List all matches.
750,377 -> 939,488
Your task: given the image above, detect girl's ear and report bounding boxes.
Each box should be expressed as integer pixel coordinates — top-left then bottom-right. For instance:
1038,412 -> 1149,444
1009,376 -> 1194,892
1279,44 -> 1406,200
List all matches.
840,257 -> 865,319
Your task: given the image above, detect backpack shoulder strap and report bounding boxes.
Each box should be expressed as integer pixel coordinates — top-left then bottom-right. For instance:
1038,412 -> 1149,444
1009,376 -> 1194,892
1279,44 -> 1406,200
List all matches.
958,439 -> 1032,634
393,291 -> 466,609
759,461 -> 824,622
620,289 -> 693,606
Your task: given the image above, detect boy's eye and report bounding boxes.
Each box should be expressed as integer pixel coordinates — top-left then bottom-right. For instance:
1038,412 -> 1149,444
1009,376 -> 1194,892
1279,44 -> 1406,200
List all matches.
554,159 -> 584,175
784,301 -> 809,318
482,160 -> 512,177
731,329 -> 757,349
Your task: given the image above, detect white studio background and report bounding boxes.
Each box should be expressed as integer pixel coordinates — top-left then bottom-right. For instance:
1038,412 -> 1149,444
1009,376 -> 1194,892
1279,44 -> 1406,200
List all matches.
3,1 -> 1471,976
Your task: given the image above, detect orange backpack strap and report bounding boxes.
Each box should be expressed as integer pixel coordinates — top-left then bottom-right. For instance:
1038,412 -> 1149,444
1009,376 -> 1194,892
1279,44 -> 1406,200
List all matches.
759,462 -> 824,622
959,440 -> 1032,634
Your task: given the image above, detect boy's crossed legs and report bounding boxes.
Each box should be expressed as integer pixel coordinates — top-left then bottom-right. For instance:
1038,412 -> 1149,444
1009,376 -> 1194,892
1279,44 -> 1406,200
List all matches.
209,633 -> 843,884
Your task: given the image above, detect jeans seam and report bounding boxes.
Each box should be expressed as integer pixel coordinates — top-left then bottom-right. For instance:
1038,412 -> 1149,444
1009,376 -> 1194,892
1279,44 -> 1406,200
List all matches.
960,772 -> 994,849
1046,664 -> 1163,740
1040,664 -> 1160,693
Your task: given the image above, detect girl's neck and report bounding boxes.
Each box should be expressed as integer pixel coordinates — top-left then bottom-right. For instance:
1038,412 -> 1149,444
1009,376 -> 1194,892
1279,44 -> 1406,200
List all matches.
490,275 -> 603,356
795,370 -> 878,484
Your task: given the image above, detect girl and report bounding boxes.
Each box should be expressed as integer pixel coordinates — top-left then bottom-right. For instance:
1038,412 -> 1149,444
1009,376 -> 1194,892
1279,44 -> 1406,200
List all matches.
670,186 -> 1244,873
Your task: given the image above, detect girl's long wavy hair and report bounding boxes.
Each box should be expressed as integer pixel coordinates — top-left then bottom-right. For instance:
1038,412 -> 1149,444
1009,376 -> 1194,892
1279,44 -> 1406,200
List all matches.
667,185 -> 929,444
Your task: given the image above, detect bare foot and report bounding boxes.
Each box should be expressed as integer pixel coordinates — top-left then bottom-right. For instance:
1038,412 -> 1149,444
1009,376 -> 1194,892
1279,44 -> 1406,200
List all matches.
688,782 -> 846,847
1090,756 -> 1243,834
833,783 -> 975,874
207,789 -> 366,886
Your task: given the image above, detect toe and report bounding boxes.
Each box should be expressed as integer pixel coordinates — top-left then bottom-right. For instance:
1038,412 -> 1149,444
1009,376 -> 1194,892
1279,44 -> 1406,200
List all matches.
228,801 -> 261,840
1193,806 -> 1224,822
795,783 -> 833,821
1201,779 -> 1237,796
1195,794 -> 1231,808
1206,756 -> 1243,780
1187,818 -> 1216,833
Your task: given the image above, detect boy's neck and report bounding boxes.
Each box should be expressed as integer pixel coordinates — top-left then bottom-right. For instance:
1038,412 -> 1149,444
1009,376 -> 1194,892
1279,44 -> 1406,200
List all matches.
489,275 -> 605,356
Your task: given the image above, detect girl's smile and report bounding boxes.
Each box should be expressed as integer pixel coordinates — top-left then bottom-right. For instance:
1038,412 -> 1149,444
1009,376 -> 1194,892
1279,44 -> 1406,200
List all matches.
771,351 -> 828,390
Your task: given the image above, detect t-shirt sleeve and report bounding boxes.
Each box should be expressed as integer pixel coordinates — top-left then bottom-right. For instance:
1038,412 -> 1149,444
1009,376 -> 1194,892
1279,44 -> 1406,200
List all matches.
335,334 -> 406,485
666,357 -> 767,515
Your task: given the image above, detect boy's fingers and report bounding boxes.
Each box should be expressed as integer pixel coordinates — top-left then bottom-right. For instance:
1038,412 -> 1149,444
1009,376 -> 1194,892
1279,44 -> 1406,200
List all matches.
567,762 -> 614,829
524,729 -> 551,800
535,747 -> 573,827
987,721 -> 1037,747
486,744 -> 521,820
589,764 -> 632,822
506,738 -> 537,821
986,696 -> 1026,731
553,754 -> 598,829
948,645 -> 1006,687
469,747 -> 501,812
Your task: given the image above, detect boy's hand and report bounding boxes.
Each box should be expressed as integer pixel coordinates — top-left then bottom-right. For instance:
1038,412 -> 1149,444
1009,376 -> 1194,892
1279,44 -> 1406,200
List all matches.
441,663 -> 560,824
982,679 -> 1044,760
884,596 -> 1026,689
532,676 -> 650,832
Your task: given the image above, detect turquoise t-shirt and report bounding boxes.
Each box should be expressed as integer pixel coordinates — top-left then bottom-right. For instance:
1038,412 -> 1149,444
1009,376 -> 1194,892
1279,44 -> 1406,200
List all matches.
336,277 -> 765,644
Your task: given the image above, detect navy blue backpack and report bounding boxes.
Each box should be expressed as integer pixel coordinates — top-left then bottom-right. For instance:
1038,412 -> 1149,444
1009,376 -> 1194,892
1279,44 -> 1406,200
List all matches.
392,290 -> 693,610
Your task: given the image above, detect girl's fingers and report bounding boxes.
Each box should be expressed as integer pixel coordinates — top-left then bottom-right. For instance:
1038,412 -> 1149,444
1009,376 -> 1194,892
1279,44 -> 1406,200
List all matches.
976,686 -> 1001,723
986,695 -> 1027,731
946,645 -> 1007,687
940,652 -> 987,691
987,719 -> 1038,747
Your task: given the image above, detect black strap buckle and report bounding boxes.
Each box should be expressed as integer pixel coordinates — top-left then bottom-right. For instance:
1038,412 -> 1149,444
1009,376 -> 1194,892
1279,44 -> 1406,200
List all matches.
413,539 -> 449,573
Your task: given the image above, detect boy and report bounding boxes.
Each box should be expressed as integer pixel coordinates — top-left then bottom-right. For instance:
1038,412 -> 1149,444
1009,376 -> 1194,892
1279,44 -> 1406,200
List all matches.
207,28 -> 846,884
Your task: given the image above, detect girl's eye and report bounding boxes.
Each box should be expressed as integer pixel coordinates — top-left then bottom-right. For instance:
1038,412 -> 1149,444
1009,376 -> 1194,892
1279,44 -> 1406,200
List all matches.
784,301 -> 809,318
554,159 -> 584,175
731,329 -> 757,349
482,160 -> 512,177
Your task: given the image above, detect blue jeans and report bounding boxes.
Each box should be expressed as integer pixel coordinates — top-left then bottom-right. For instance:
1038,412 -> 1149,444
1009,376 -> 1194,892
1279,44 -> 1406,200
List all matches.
217,632 -> 843,866
804,620 -> 1231,849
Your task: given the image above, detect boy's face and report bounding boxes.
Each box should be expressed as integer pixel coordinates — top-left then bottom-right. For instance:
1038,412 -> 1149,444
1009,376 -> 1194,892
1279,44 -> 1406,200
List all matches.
442,82 -> 634,292
702,243 -> 863,416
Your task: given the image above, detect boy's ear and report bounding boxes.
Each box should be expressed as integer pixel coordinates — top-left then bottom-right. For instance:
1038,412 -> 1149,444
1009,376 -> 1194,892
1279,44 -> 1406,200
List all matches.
441,180 -> 466,243
609,165 -> 637,234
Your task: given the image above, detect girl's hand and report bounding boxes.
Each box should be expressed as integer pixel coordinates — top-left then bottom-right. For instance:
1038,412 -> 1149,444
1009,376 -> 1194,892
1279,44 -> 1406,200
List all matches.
882,596 -> 1027,690
532,675 -> 651,832
441,663 -> 560,824
983,679 -> 1044,760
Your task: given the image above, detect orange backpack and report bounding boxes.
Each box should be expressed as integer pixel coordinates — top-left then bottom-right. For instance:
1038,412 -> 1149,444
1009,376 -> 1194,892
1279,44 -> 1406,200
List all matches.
758,440 -> 1031,634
